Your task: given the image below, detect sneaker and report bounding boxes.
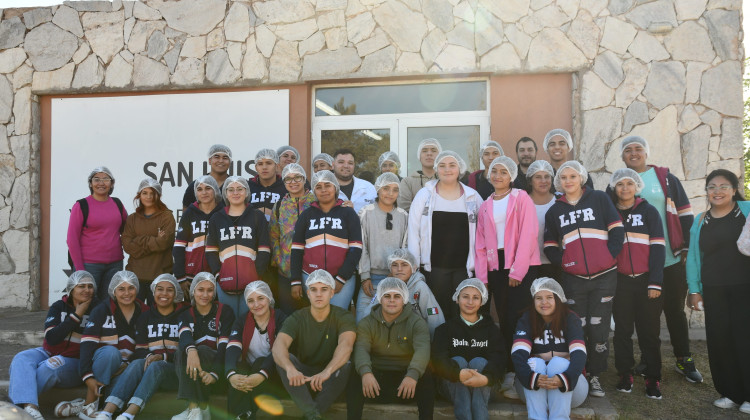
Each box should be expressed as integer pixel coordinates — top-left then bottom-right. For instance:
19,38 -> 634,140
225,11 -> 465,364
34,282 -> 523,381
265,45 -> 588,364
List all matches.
739,402 -> 750,414
616,374 -> 633,393
634,361 -> 647,377
645,379 -> 662,400
94,413 -> 112,420
589,375 -> 605,397
172,408 -> 190,420
24,406 -> 45,420
713,397 -> 738,409
78,402 -> 100,420
675,357 -> 703,383
503,385 -> 520,399
235,411 -> 255,420
185,408 -> 202,420
500,372 -> 515,391
55,398 -> 85,417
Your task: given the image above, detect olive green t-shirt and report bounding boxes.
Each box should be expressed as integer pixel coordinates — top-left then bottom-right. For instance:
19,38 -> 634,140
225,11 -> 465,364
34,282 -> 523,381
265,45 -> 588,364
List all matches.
279,305 -> 356,370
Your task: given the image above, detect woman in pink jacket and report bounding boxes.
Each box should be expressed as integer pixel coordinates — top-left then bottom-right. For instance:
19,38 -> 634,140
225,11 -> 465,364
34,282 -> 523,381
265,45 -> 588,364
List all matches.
475,156 -> 540,397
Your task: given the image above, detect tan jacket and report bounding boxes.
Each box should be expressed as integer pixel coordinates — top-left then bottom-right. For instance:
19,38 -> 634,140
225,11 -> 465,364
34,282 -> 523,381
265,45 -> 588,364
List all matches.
123,209 -> 176,282
397,170 -> 438,212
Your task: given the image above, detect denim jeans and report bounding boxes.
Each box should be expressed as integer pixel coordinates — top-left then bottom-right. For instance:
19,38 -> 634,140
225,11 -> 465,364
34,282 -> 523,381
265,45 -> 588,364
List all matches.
276,354 -> 351,418
302,273 -> 356,310
355,274 -> 387,322
84,261 -> 123,301
9,348 -> 82,406
216,286 -> 249,320
106,358 -> 178,410
518,357 -> 588,420
92,345 -> 125,386
442,356 -> 490,420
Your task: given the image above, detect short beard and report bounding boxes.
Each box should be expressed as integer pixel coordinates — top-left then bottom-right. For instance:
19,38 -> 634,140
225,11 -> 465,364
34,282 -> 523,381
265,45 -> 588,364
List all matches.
336,173 -> 353,182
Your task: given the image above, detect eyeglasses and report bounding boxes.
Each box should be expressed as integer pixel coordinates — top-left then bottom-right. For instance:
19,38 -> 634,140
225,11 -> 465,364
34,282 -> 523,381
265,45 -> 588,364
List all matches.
386,212 -> 393,230
706,185 -> 732,193
225,187 -> 245,194
91,177 -> 112,183
284,176 -> 304,184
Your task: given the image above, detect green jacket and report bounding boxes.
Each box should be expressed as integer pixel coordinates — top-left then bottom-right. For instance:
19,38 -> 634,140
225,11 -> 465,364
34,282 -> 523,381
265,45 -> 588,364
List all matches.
354,303 -> 431,380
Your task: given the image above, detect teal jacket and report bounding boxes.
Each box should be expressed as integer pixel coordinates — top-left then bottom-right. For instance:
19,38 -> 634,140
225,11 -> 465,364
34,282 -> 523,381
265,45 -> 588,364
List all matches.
686,201 -> 750,294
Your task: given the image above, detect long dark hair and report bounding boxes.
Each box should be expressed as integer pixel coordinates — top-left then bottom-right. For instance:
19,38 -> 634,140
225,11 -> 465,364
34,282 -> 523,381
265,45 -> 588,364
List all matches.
528,294 -> 568,340
706,169 -> 745,202
134,187 -> 169,214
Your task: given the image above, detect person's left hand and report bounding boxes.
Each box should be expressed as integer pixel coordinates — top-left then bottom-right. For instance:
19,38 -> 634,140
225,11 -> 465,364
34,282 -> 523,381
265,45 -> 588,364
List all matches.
538,375 -> 562,390
397,376 -> 417,399
648,289 -> 661,299
461,370 -> 489,388
509,278 -> 522,287
200,371 -> 217,386
334,280 -> 344,294
307,369 -> 332,392
144,353 -> 163,370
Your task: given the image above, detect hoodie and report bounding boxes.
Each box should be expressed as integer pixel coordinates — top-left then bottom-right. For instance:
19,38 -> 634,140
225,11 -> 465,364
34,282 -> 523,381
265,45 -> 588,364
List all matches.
43,296 -> 96,358
431,315 -> 505,385
133,302 -> 190,362
122,209 -> 176,282
178,302 -> 235,379
173,202 -> 223,282
398,170 -> 439,212
248,175 -> 288,221
358,203 -> 409,280
225,308 -> 287,379
614,198 -> 666,290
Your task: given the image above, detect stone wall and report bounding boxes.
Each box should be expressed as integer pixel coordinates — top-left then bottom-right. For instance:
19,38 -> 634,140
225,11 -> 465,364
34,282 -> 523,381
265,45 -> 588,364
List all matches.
0,0 -> 743,308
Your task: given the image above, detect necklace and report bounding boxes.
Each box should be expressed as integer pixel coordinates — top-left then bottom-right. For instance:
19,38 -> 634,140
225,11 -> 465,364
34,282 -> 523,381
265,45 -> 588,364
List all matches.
494,188 -> 511,200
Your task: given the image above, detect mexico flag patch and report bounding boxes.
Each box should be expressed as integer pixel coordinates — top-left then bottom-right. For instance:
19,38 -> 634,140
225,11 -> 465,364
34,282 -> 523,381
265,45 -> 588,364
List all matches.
427,307 -> 439,315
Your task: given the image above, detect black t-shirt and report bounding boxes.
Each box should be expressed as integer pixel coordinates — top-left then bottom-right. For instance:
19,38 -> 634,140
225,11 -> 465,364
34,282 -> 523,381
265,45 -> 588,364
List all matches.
430,211 -> 470,270
699,204 -> 750,287
513,168 -> 529,191
340,182 -> 354,200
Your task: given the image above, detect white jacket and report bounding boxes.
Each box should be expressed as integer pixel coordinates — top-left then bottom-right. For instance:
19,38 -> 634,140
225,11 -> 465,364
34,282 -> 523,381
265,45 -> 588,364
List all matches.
407,180 -> 482,275
338,176 -> 377,214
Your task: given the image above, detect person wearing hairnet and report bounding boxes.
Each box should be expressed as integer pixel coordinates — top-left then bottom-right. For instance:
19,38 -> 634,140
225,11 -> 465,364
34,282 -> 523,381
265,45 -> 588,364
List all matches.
348,278 -> 434,419
543,161 -> 624,397
225,281 -> 287,419
9,272 -> 98,420
290,170 -> 363,310
183,144 -> 232,209
206,176 -> 271,320
249,149 -> 287,222
513,137 -> 538,191
95,275 -> 188,420
475,156 -> 540,399
606,169 -> 666,399
270,163 -> 316,315
355,172 -> 408,322
74,271 -> 149,419
276,145 -> 300,176
122,178 -> 176,304
432,279 -> 504,420
272,270 -> 356,420
407,150 -> 483,319
462,140 -> 503,200
512,278 -> 589,419
378,151 -> 402,180
542,129 -> 594,191
332,149 -> 377,214
312,153 -> 334,173
173,273 -> 236,420
618,136 -> 702,385
525,160 -> 560,282
398,138 -> 442,212
67,166 -> 129,301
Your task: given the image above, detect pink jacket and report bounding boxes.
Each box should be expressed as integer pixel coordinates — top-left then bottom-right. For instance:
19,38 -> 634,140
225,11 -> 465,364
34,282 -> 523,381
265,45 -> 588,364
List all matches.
475,189 -> 540,283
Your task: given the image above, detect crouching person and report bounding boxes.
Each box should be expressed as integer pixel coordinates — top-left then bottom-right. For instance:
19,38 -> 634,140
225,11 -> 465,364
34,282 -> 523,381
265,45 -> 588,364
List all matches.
432,279 -> 504,420
272,270 -> 355,420
512,278 -> 588,420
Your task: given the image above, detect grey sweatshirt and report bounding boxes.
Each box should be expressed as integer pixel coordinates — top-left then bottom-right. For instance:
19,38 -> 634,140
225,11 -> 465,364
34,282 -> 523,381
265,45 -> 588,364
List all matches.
397,170 -> 438,212
357,203 -> 408,280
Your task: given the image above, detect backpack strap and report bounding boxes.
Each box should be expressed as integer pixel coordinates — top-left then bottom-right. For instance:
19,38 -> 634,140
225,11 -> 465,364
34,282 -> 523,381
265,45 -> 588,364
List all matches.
111,197 -> 126,233
77,198 -> 90,228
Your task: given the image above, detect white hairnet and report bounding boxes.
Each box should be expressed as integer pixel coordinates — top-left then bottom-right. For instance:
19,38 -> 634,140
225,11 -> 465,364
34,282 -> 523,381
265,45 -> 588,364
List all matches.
277,145 -> 300,161
312,153 -> 334,167
137,177 -> 162,196
553,161 -> 589,192
244,280 -> 275,308
305,269 -> 336,289
620,135 -> 650,156
311,170 -> 340,197
417,138 -> 443,156
525,160 -> 554,179
488,156 -> 518,182
193,175 -> 221,202
222,176 -> 250,205
150,273 -> 185,303
481,140 -> 504,156
255,148 -> 279,164
434,150 -> 467,174
530,277 -> 567,303
610,168 -> 645,194
108,270 -> 139,300
453,278 -> 489,305
374,172 -> 400,192
378,151 -> 401,169
282,162 -> 307,181
387,248 -> 417,273
88,166 -> 115,182
376,277 -> 410,304
543,129 -> 573,152
66,270 -> 97,295
208,144 -> 232,160
189,272 -> 216,303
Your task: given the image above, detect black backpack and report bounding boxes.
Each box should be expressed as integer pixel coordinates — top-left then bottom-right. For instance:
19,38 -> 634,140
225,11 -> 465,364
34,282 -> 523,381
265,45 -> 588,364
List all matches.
67,197 -> 126,271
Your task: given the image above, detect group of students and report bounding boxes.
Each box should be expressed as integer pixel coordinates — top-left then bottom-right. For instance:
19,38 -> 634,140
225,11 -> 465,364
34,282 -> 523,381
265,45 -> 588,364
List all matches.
8,130 -> 750,420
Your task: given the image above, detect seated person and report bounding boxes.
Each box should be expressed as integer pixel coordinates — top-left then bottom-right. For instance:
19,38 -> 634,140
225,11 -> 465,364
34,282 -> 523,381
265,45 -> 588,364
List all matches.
272,270 -> 355,420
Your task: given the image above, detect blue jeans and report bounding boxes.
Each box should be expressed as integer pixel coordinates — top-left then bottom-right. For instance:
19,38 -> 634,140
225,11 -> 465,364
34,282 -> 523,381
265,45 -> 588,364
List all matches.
92,345 -> 125,386
106,359 -> 178,410
216,286 -> 249,320
9,348 -> 82,406
302,273 -> 356,310
355,274 -> 387,322
518,357 -> 588,420
442,356 -> 490,420
84,261 -> 123,301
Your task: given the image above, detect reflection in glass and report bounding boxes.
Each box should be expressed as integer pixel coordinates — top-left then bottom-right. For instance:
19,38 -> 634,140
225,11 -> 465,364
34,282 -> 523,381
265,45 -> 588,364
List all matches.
406,126 -> 480,176
321,129 -> 391,184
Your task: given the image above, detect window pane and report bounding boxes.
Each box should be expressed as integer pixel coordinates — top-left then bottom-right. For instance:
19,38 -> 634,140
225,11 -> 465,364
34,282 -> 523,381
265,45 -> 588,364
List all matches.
315,81 -> 487,116
321,128 -> 390,184
406,126 -> 480,175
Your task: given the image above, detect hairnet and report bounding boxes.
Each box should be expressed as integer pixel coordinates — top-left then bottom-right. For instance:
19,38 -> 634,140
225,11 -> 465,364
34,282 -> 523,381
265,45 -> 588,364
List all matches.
281,162 -> 307,181
305,269 -> 336,289
137,177 -> 162,196
376,277 -> 410,304
244,280 -> 275,308
208,144 -> 232,160
609,168 -> 644,194
488,156 -> 518,182
387,248 -> 417,273
374,172 -> 400,192
66,270 -> 97,295
417,138 -> 443,156
189,272 -> 217,303
277,145 -> 300,161
480,140 -> 504,156
222,176 -> 250,205
553,161 -> 589,192
543,129 -> 573,152
150,273 -> 184,303
88,166 -> 115,182
311,170 -> 340,197
620,135 -> 650,156
530,277 -> 567,303
452,278 -> 489,305
108,270 -> 139,300
378,151 -> 401,169
434,150 -> 467,174
255,148 -> 279,164
525,160 -> 554,179
193,175 -> 221,202
312,153 -> 334,167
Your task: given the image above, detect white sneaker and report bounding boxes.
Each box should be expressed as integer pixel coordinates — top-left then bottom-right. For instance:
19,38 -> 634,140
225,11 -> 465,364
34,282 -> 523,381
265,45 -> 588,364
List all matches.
55,398 -> 85,417
78,402 -> 99,420
24,406 -> 45,420
201,407 -> 211,420
172,408 -> 190,420
714,397 -> 738,409
186,408 -> 202,420
739,401 -> 750,414
93,413 -> 112,420
114,415 -> 131,420
500,372 -> 515,391
503,384 -> 520,399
